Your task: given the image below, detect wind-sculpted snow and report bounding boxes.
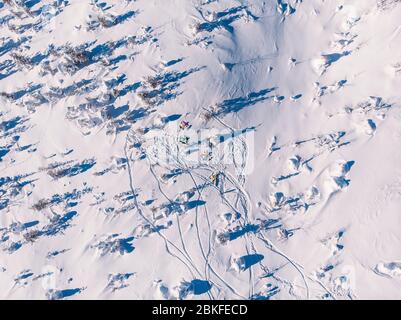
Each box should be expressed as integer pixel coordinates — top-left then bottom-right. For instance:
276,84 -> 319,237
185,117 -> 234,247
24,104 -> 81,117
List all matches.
0,0 -> 401,300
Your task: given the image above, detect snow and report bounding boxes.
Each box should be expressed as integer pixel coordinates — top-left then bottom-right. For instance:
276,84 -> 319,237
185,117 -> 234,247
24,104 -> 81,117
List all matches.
1,0 -> 401,300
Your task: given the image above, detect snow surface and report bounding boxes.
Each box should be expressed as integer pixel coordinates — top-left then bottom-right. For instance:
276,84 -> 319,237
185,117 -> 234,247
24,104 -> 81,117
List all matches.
1,0 -> 401,300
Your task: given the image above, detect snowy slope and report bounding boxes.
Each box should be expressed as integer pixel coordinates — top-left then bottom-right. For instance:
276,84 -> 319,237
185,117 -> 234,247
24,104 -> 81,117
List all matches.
1,0 -> 401,300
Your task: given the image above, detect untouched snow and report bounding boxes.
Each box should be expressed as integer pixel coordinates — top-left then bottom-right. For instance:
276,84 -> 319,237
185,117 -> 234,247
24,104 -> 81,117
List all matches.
1,0 -> 401,300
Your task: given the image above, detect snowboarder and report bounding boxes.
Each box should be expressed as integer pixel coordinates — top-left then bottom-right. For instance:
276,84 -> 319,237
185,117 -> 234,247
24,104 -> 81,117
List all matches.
179,136 -> 190,145
210,172 -> 219,186
179,120 -> 190,130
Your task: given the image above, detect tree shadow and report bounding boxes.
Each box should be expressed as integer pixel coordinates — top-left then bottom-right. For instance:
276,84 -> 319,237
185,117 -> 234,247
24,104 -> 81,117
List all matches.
214,88 -> 276,116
